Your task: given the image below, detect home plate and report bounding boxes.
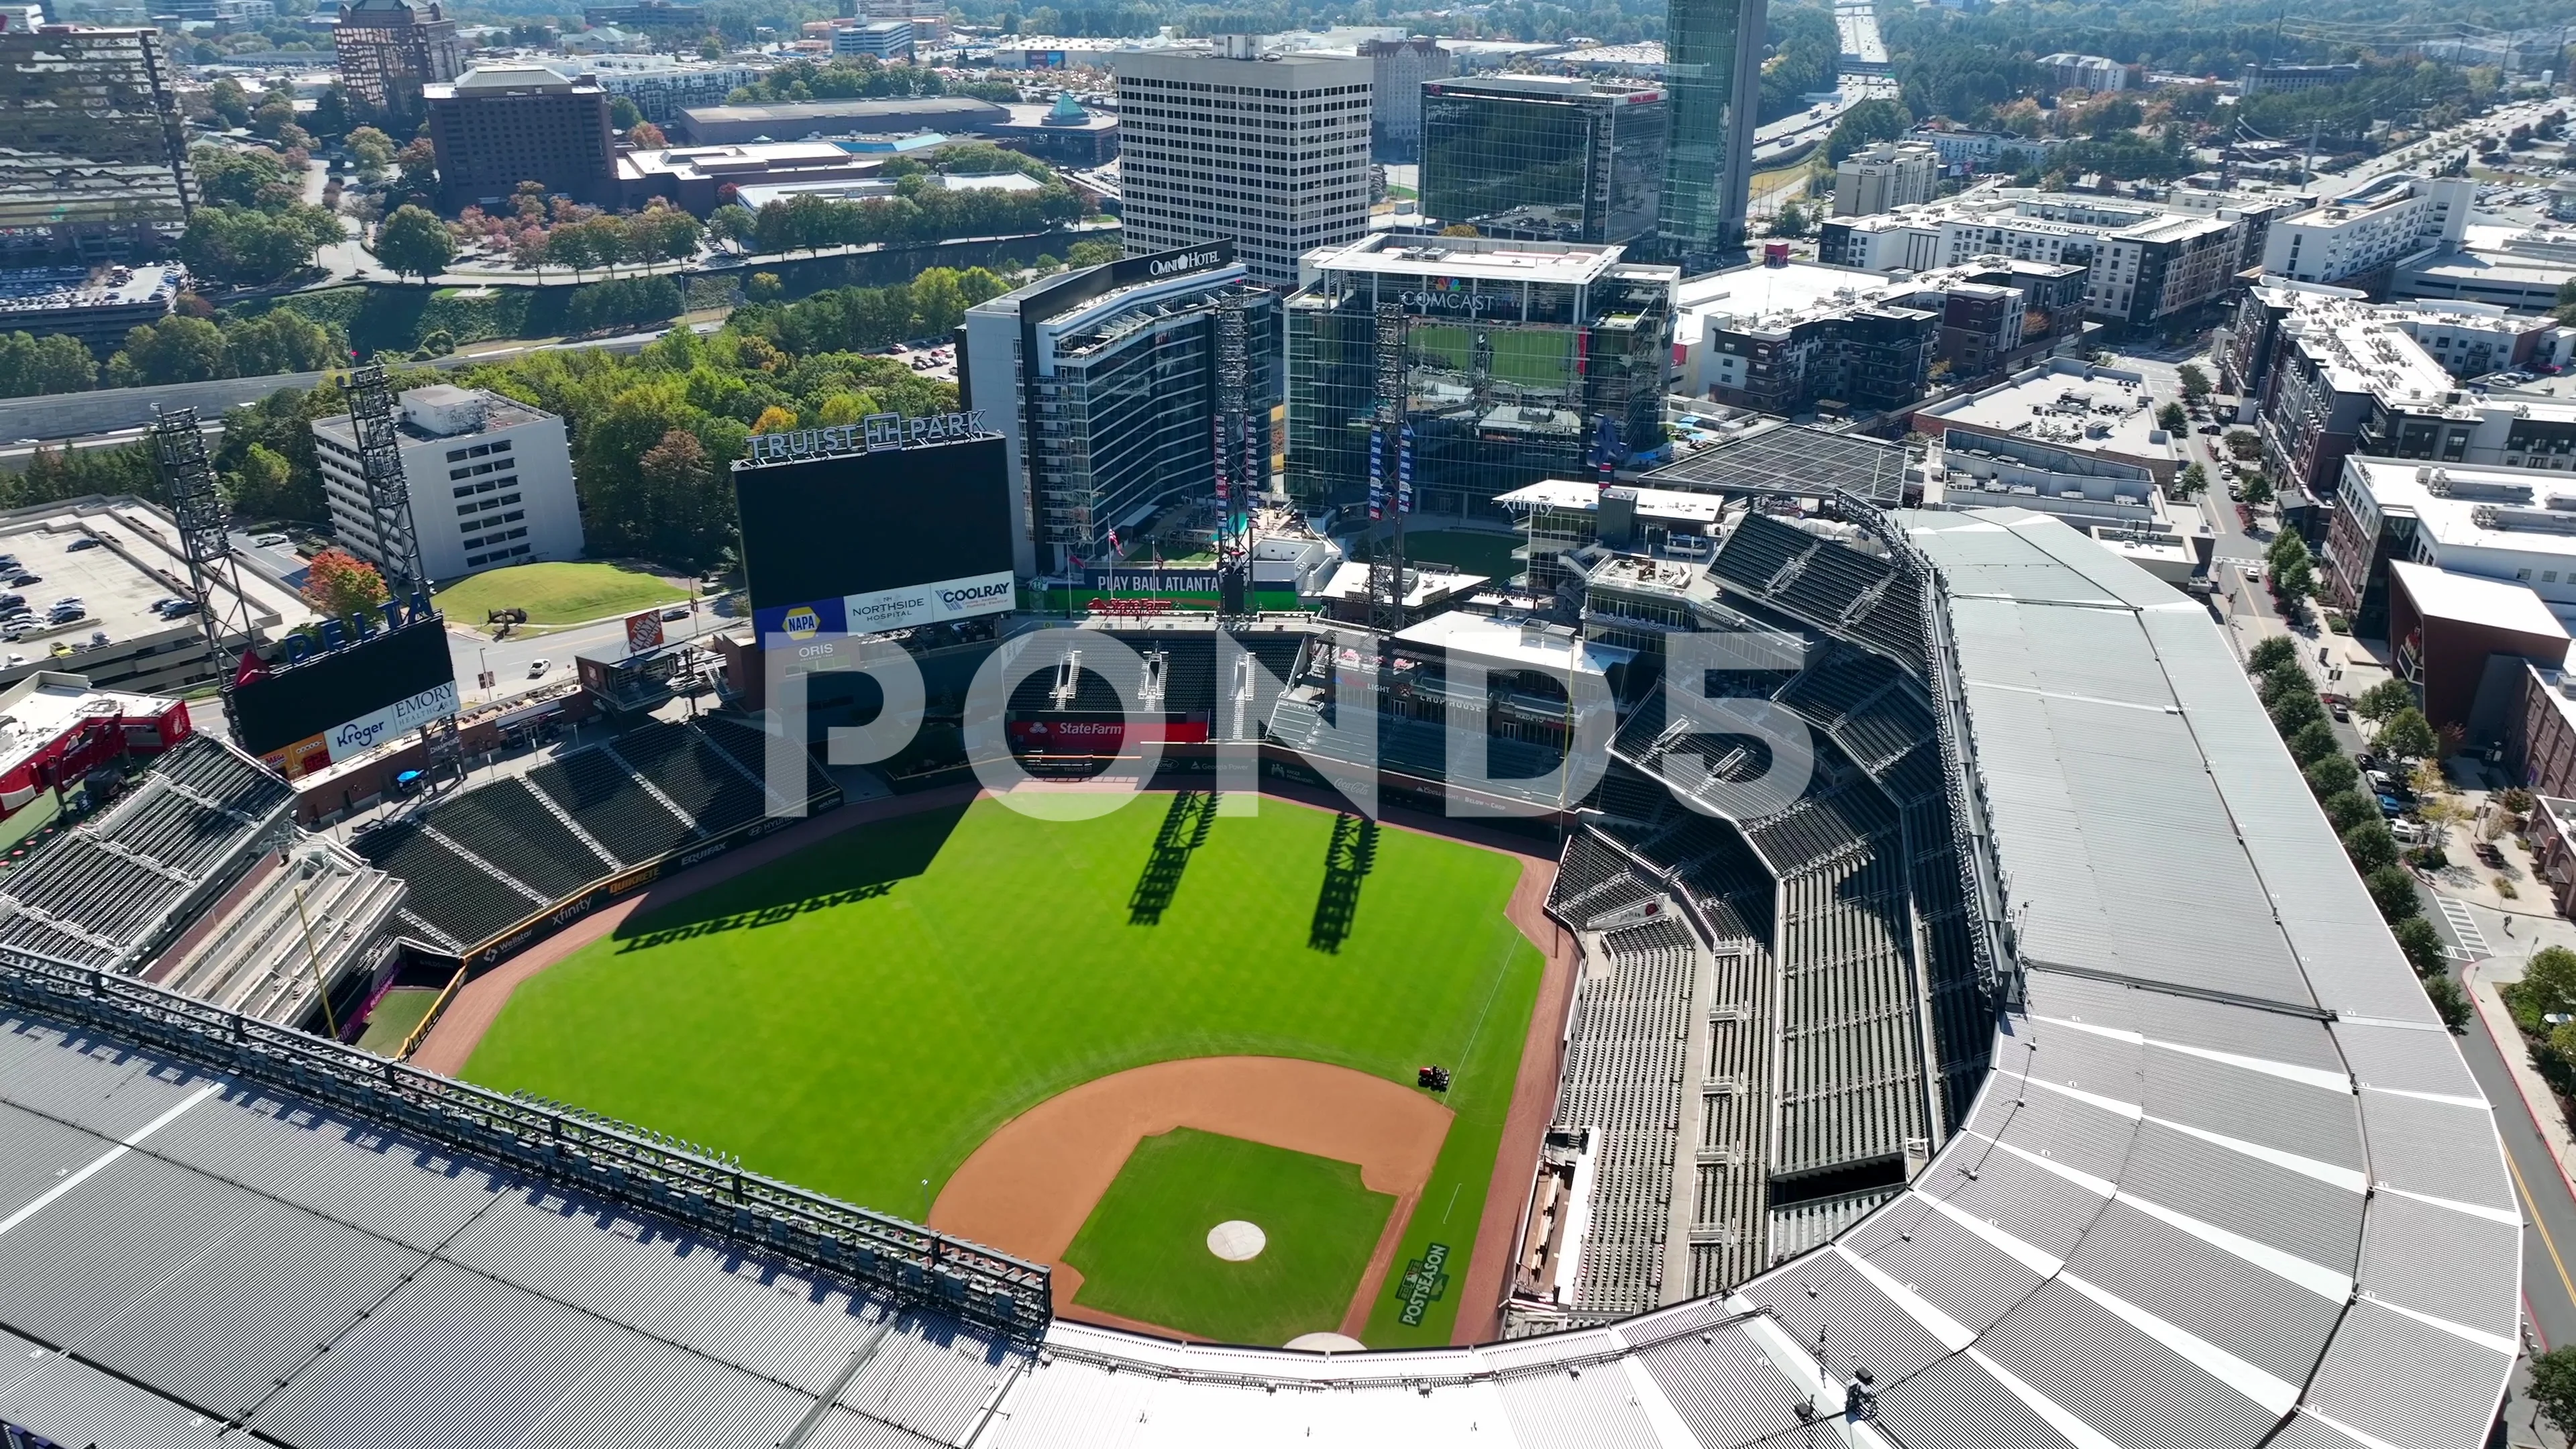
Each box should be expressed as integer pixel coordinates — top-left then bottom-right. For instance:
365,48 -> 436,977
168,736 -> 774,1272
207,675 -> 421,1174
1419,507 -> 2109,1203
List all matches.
1206,1220 -> 1267,1260
1287,1332 -> 1365,1352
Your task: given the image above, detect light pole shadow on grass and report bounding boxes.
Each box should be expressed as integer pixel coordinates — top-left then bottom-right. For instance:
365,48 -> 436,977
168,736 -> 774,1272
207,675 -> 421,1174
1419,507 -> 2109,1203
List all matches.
1307,812 -> 1379,953
612,802 -> 969,953
1129,790 -> 1218,925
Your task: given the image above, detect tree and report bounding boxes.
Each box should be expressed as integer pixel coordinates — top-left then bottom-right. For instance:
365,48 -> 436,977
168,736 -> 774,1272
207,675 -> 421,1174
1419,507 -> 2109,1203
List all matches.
2271,551 -> 2316,608
610,95 -> 645,131
345,125 -> 396,176
2157,400 -> 2186,433
700,35 -> 725,59
749,405 -> 797,433
0,332 -> 96,397
2177,461 -> 2207,496
2354,678 -> 2414,722
2178,363 -> 2212,398
179,203 -> 343,286
2418,792 -> 2474,847
2303,753 -> 2359,797
106,316 -> 226,386
2392,916 -> 2449,976
2322,792 -> 2379,833
208,77 -> 252,129
1438,222 -> 1482,237
2422,973 -> 2471,1032
1771,201 -> 1815,239
2524,947 -> 2576,1025
396,138 -> 439,192
374,205 -> 455,280
2240,473 -> 2275,506
2377,707 -> 2438,762
2258,661 -> 2314,710
2341,821 -> 2400,874
2247,635 -> 2301,673
706,206 -> 755,251
1826,98 -> 1912,163
2287,718 -> 2339,766
2363,864 -> 2422,923
225,442 -> 295,518
630,121 -> 667,149
2265,530 -> 2310,576
301,547 -> 390,621
191,145 -> 293,209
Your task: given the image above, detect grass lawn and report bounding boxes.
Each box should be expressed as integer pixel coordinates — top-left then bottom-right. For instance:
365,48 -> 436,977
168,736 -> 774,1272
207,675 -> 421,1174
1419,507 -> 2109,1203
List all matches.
1403,529 -> 1523,585
433,561 -> 688,627
356,986 -> 441,1056
461,794 -> 1542,1346
1066,1128 -> 1393,1344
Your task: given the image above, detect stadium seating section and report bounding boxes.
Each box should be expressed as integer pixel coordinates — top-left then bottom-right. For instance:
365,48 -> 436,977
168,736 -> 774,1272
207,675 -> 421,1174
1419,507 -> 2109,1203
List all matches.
0,735 -> 292,971
355,717 -> 837,954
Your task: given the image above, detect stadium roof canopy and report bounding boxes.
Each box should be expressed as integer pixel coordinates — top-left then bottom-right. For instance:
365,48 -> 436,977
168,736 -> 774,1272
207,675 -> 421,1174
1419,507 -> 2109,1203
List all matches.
0,508 -> 2517,1449
1642,422 -> 1909,504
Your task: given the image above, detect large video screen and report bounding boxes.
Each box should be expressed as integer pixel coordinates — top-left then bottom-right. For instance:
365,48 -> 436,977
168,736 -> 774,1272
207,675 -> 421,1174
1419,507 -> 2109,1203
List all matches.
230,617 -> 460,777
737,433 -> 1015,639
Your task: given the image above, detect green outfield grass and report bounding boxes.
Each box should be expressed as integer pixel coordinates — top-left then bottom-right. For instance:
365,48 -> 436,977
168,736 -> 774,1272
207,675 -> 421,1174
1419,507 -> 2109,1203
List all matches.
460,793 -> 1544,1346
1402,529 -> 1523,585
1411,321 -> 1576,390
432,561 -> 689,627
1066,1128 -> 1393,1343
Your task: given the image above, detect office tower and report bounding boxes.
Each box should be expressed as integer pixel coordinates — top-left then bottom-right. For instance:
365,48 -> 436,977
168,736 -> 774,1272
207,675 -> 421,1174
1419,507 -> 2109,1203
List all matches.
1660,0 -> 1766,262
1356,36 -> 1450,160
0,25 -> 191,260
1285,233 -> 1677,515
963,243 -> 1281,575
1112,38 -> 1372,290
1419,74 -> 1665,245
333,0 -> 464,124
424,65 -> 618,211
313,385 -> 584,580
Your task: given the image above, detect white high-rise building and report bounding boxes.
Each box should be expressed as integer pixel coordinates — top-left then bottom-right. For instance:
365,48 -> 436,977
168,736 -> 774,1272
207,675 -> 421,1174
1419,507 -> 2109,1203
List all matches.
1112,39 -> 1373,289
313,385 -> 584,582
1832,141 -> 1938,217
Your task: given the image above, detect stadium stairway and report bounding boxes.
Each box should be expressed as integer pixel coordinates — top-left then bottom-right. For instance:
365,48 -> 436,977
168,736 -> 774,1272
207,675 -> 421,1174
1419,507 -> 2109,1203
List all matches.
156,840 -> 404,1026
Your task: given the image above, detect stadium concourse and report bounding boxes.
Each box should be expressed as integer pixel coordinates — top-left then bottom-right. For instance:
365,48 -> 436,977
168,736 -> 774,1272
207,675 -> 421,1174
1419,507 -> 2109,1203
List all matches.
0,503 -> 2520,1449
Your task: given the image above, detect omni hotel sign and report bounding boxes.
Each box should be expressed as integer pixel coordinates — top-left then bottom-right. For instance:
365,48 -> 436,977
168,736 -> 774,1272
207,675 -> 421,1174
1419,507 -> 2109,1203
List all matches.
745,410 -> 995,465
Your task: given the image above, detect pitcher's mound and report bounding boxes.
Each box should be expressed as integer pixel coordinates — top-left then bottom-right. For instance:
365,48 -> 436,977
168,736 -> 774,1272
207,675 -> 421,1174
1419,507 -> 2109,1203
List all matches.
1206,1220 -> 1267,1260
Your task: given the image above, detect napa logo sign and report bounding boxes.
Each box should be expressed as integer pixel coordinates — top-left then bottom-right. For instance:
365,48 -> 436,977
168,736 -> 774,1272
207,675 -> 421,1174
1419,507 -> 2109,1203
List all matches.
780,606 -> 822,640
754,570 -> 1016,642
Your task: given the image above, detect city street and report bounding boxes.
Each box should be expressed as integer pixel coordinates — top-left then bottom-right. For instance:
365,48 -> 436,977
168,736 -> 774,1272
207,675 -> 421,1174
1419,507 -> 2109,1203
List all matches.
443,595 -> 737,710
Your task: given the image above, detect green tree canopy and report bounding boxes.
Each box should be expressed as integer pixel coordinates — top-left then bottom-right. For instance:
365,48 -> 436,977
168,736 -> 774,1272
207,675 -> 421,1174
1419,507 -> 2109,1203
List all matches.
374,205 -> 456,281
2377,708 -> 2439,762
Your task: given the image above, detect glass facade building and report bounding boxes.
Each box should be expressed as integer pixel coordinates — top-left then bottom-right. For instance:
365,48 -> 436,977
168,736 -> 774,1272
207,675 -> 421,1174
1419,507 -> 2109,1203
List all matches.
0,27 -> 192,260
1285,235 -> 1678,518
1419,76 -> 1666,246
963,244 -> 1281,575
1660,0 -> 1767,262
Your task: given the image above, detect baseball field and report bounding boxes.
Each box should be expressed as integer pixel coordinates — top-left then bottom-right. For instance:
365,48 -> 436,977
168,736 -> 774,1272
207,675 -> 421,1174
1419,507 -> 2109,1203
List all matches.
457,790 -> 1549,1347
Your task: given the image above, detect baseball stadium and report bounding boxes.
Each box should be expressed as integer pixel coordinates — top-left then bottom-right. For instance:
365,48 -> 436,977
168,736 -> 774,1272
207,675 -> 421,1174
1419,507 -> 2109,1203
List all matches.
0,407 -> 2521,1449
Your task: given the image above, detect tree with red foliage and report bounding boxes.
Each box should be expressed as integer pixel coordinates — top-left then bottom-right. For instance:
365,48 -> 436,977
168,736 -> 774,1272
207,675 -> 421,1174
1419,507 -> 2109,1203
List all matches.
301,547 -> 390,623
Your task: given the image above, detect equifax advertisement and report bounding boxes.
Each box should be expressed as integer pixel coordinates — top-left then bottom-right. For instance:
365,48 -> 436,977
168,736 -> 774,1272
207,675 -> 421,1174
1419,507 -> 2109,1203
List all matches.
260,679 -> 462,780
755,570 -> 1016,640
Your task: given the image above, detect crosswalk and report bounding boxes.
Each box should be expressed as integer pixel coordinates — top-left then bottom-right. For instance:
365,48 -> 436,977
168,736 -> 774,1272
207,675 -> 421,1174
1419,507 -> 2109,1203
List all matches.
2438,896 -> 2492,961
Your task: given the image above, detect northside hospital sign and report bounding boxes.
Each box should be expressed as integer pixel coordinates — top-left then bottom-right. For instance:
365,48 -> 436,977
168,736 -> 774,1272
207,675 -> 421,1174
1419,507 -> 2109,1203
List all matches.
743,410 -> 996,464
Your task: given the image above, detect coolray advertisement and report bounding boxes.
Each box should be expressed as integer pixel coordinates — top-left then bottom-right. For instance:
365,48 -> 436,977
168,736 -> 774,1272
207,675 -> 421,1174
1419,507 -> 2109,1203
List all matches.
229,617 -> 460,779
736,432 -> 1017,641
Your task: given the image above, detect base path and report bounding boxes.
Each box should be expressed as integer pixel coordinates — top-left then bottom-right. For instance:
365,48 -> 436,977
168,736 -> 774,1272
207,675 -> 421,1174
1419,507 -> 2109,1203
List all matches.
931,1055 -> 1453,1342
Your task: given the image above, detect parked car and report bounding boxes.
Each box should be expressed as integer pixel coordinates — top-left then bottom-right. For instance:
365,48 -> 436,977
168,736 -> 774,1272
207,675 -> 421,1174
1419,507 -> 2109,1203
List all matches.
2329,699 -> 2349,721
7,574 -> 38,588
2199,423 -> 2224,434
250,533 -> 288,547
64,536 -> 99,551
661,606 -> 690,621
2377,794 -> 2406,818
2476,841 -> 2508,868
2392,819 -> 2429,845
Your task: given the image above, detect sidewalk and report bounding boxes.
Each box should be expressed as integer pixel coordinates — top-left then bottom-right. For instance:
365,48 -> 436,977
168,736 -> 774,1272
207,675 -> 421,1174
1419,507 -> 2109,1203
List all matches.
2468,959 -> 2576,1204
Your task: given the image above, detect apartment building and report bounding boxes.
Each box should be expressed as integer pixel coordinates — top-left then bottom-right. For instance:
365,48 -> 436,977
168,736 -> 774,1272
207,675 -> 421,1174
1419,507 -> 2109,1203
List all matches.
2261,173 -> 2475,288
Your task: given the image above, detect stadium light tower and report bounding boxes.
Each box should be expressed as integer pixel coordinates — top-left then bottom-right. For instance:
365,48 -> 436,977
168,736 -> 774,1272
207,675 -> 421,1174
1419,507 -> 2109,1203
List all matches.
341,363 -> 466,782
150,407 -> 263,735
1364,301 -> 1411,642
